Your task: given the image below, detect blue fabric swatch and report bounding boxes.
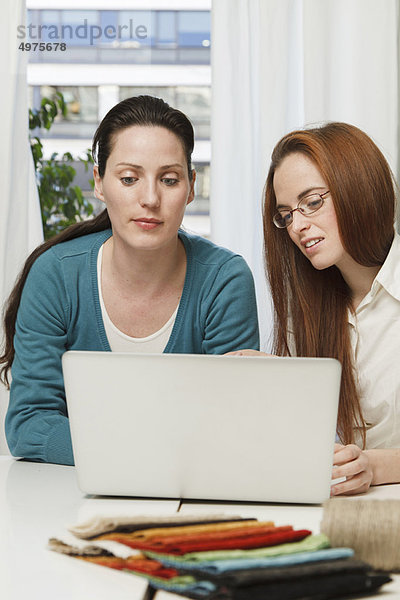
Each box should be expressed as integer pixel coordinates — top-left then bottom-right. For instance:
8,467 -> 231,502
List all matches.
147,547 -> 354,576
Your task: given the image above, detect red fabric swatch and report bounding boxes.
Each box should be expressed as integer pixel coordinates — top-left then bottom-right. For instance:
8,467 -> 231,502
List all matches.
106,528 -> 312,555
105,524 -> 291,550
78,555 -> 178,579
149,524 -> 293,547
124,556 -> 178,578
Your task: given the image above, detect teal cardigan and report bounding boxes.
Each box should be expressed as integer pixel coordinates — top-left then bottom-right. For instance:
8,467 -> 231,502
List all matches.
6,229 -> 259,465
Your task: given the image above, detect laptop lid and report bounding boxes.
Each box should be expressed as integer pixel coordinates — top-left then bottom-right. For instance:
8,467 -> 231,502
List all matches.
62,352 -> 341,504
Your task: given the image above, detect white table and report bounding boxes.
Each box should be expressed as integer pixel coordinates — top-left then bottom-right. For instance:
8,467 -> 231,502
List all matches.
1,456 -> 399,599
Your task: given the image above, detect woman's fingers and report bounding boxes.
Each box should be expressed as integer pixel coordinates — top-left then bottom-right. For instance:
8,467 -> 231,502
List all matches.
333,443 -> 362,466
331,471 -> 371,496
331,444 -> 373,496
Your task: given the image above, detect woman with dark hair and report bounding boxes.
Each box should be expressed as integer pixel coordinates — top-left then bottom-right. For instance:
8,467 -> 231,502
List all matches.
235,122 -> 400,495
1,95 -> 259,466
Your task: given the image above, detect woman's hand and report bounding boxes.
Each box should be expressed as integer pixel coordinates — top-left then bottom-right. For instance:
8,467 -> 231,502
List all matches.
224,349 -> 272,356
331,443 -> 373,496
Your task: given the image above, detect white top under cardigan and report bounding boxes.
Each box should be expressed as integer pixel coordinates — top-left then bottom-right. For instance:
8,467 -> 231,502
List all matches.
97,244 -> 178,353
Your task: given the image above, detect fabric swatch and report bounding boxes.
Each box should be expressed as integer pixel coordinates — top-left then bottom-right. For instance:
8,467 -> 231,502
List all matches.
50,514 -> 392,600
69,514 -> 252,540
102,527 -> 311,555
96,519 -> 275,543
143,547 -> 354,576
191,557 -> 370,586
208,571 -> 392,600
128,523 -> 289,546
146,532 -> 330,563
321,497 -> 400,572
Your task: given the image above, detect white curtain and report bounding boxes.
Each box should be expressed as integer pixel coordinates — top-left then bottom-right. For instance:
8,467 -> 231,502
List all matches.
0,0 -> 43,454
211,0 -> 399,349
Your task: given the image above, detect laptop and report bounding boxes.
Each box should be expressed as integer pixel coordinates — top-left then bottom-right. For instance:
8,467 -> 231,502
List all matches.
62,352 -> 341,504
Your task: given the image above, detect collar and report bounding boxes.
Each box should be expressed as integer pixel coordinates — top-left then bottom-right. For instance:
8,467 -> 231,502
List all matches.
372,232 -> 400,302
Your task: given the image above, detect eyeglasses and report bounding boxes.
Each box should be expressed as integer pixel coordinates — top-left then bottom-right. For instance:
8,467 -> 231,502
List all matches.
273,191 -> 330,228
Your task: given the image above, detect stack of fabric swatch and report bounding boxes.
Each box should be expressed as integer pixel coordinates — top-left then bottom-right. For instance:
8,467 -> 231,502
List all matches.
49,513 -> 391,599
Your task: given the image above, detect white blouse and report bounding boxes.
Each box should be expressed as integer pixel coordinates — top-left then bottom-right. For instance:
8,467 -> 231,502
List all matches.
97,244 -> 178,353
349,232 -> 400,449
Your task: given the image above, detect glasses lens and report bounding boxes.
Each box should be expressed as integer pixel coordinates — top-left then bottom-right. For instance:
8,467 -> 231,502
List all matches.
273,211 -> 291,228
299,194 -> 323,215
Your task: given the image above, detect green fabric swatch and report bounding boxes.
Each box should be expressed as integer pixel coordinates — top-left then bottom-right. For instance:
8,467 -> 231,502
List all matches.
146,533 -> 330,563
124,572 -> 196,587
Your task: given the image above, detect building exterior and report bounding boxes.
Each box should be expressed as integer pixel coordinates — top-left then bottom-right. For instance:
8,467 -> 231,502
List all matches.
26,0 -> 211,235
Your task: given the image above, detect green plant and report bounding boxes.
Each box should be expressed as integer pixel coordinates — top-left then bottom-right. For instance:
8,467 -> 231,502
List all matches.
29,92 -> 94,240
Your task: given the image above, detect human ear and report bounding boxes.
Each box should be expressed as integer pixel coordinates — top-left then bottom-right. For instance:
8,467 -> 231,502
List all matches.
187,170 -> 196,205
93,165 -> 105,203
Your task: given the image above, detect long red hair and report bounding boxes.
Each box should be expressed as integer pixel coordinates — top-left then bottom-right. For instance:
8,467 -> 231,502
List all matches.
263,122 -> 395,445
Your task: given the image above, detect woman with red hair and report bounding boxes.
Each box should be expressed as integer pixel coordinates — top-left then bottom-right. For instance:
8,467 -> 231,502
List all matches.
237,122 -> 400,495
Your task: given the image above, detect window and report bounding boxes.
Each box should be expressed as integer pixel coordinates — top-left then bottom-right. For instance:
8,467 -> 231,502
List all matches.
117,10 -> 153,46
27,9 -> 210,64
156,12 -> 176,46
32,86 -> 98,138
27,7 -> 211,235
119,86 -> 211,139
60,10 -> 99,46
178,12 -> 211,47
175,87 -> 211,139
187,164 -> 210,215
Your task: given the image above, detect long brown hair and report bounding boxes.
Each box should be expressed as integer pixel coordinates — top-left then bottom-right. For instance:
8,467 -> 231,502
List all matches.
263,122 -> 395,445
0,95 -> 195,387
